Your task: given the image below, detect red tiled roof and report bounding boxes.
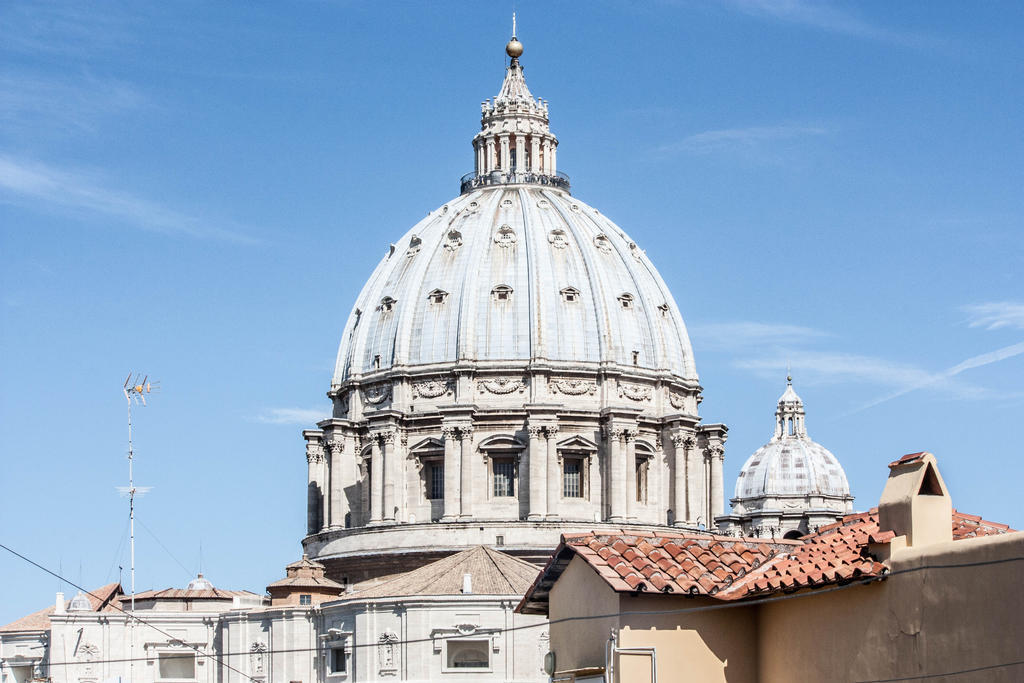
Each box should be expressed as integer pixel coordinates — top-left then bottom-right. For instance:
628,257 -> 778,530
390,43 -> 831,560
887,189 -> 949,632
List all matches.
518,510 -> 1016,614
126,587 -> 260,601
0,583 -> 123,633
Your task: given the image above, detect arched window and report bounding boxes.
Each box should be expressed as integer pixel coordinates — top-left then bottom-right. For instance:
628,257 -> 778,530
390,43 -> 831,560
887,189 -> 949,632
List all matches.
635,442 -> 655,504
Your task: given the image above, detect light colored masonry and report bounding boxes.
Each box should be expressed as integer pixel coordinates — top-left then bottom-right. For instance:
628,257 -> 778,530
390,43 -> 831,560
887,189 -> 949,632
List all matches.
717,377 -> 854,539
300,33 -> 727,585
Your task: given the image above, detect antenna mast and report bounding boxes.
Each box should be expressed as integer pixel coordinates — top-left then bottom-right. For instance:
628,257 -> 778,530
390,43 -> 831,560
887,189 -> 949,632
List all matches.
122,373 -> 157,683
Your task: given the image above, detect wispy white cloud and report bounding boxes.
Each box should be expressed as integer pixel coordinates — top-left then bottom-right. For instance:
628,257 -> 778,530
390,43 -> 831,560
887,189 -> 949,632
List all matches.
0,155 -> 259,243
963,302 -> 1024,331
735,351 -> 942,390
658,124 -> 829,161
254,408 -> 328,426
690,321 -> 830,352
720,0 -> 932,47
847,341 -> 1024,414
0,71 -> 145,135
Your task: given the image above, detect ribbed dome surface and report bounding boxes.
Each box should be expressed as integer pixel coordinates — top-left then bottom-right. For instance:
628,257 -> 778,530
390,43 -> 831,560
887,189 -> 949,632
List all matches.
734,438 -> 851,500
332,186 -> 697,385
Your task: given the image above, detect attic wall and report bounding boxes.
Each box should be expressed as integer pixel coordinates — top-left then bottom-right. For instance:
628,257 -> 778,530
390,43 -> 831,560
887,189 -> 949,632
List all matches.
757,532 -> 1024,683
548,555 -> 619,672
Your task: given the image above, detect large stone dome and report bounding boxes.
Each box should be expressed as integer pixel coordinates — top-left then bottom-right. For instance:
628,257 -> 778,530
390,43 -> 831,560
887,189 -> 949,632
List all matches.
301,34 -> 728,586
332,187 -> 697,386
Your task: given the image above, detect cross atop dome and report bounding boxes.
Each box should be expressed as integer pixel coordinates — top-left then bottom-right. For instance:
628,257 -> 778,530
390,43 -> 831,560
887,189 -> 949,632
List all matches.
461,21 -> 568,194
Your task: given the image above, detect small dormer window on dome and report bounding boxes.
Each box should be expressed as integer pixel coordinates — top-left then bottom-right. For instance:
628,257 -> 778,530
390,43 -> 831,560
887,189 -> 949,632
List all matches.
491,284 -> 513,302
618,293 -> 635,309
594,234 -> 612,254
377,296 -> 397,313
548,229 -> 568,249
187,573 -> 214,591
560,287 -> 580,303
68,591 -> 92,612
494,225 -> 517,247
428,289 -> 449,305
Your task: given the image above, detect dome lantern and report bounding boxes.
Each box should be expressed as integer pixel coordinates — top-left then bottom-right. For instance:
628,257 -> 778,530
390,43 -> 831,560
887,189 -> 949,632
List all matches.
463,19 -> 566,195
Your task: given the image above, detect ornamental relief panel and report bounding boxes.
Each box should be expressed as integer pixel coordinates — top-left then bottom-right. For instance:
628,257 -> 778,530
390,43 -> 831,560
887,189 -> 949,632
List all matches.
411,378 -> 452,399
477,377 -> 527,395
362,383 -> 392,405
548,378 -> 597,396
669,391 -> 687,410
618,382 -> 652,402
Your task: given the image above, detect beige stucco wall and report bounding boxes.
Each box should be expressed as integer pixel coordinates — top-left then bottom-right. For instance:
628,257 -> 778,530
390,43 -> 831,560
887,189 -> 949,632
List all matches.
758,531 -> 1024,683
549,555 -> 621,673
618,595 -> 758,683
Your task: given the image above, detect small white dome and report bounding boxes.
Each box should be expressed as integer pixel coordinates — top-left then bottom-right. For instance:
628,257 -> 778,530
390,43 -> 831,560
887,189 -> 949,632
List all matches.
733,378 -> 853,512
186,573 -> 214,591
68,591 -> 92,612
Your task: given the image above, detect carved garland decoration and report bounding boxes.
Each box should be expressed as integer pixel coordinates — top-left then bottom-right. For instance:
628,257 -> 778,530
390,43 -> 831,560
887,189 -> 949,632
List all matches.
477,377 -> 526,395
362,383 -> 392,405
549,378 -> 597,396
669,391 -> 687,409
411,379 -> 452,399
618,382 -> 652,402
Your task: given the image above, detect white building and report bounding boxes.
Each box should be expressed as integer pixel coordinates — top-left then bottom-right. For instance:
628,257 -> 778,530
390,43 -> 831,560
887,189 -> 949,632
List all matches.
717,377 -> 855,538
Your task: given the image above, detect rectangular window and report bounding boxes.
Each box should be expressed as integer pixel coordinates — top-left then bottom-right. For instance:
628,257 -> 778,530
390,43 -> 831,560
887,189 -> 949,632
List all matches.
493,458 -> 516,497
636,458 -> 648,503
299,594 -> 312,605
563,458 -> 582,498
159,653 -> 196,680
330,647 -> 347,674
446,639 -> 490,670
428,463 -> 444,500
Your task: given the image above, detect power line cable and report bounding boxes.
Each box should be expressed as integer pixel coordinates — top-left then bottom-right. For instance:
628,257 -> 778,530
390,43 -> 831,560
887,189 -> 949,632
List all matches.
104,512 -> 131,585
0,542 -> 255,682
135,515 -> 195,581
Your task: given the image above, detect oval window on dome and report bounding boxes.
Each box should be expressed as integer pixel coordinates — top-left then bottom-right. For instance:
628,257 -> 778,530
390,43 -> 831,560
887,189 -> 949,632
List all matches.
570,203 -> 581,213
494,225 -> 517,247
536,199 -> 550,209
444,229 -> 463,252
501,198 -> 514,208
594,234 -> 612,254
549,229 -> 568,249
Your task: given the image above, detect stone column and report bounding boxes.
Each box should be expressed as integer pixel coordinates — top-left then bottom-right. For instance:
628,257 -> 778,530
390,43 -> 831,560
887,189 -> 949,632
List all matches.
441,426 -> 460,522
369,435 -> 383,524
327,438 -> 347,529
499,135 -> 510,172
476,142 -> 484,175
530,136 -> 540,173
306,440 -> 325,534
545,425 -> 560,520
687,438 -> 703,524
550,144 -> 557,175
515,135 -> 526,174
607,426 -> 625,522
485,139 -> 496,173
459,425 -> 475,519
527,425 -> 546,520
542,139 -> 552,175
624,428 -> 638,520
708,444 -> 725,524
671,434 -> 695,527
381,430 -> 396,522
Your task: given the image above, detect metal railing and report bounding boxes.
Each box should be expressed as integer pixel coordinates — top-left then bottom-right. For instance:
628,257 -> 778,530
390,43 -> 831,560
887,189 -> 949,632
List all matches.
460,169 -> 571,195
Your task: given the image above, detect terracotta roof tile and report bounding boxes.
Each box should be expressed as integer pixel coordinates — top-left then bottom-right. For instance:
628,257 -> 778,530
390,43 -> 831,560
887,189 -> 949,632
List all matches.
539,509 -> 1015,605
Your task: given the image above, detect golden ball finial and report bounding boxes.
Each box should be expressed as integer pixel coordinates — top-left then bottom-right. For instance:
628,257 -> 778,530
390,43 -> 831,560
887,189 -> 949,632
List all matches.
506,37 -> 523,59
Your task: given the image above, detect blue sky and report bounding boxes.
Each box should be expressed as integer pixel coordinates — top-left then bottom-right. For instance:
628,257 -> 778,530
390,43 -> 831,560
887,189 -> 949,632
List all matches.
2,1 -> 1022,624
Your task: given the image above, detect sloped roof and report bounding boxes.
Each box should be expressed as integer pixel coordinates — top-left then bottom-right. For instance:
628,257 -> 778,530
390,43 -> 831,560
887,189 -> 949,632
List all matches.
0,582 -> 122,633
519,509 -> 1015,614
127,587 -> 261,601
353,546 -> 539,599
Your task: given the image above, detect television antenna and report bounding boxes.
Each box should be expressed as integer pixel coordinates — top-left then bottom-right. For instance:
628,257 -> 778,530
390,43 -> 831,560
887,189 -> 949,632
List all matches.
121,373 -> 157,682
